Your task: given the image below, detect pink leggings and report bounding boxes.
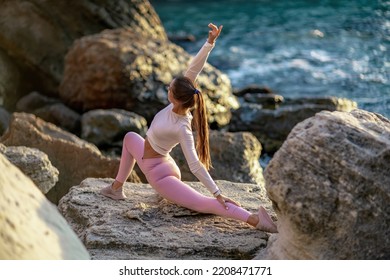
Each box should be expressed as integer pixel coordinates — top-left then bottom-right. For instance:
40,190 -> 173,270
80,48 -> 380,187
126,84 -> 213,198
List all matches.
115,132 -> 251,223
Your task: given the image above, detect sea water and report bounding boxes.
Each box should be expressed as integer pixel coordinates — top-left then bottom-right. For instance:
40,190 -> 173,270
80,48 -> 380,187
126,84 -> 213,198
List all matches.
151,0 -> 389,118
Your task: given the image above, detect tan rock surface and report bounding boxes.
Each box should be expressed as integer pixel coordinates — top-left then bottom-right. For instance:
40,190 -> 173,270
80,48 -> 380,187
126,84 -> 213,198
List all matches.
58,178 -> 275,260
258,109 -> 390,259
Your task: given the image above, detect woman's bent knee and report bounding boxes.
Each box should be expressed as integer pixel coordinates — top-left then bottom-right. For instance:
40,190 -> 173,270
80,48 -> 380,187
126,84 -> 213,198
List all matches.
124,131 -> 141,141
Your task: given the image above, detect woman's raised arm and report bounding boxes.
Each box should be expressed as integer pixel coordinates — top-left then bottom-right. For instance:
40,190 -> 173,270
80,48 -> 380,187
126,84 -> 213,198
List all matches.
184,23 -> 223,83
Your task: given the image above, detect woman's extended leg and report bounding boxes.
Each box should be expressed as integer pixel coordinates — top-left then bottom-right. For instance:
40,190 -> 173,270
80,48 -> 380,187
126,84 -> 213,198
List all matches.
155,175 -> 277,232
145,159 -> 251,223
144,158 -> 278,232
156,175 -> 252,222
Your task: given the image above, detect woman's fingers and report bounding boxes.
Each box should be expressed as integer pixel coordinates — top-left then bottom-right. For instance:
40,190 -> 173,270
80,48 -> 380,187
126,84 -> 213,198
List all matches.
208,23 -> 218,31
217,196 -> 229,210
216,195 -> 241,210
217,25 -> 223,35
208,23 -> 222,36
225,197 -> 240,207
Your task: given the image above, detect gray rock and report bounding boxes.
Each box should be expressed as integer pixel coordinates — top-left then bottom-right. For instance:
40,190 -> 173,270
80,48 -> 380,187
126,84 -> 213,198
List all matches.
230,97 -> 357,153
1,145 -> 59,194
0,48 -> 27,110
58,178 -> 275,260
59,28 -> 238,127
34,103 -> 81,134
17,92 -> 81,133
284,96 -> 358,112
172,130 -> 264,186
233,84 -> 275,96
242,93 -> 284,109
81,109 -> 147,147
0,153 -> 90,259
16,91 -> 59,112
259,109 -> 390,259
0,113 -> 141,204
0,106 -> 10,135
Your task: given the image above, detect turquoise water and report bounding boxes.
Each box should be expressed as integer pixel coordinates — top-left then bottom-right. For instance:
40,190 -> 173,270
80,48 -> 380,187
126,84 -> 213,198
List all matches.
151,0 -> 390,118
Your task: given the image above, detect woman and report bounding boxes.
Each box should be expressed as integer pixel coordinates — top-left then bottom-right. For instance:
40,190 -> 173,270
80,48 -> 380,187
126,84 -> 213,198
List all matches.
101,23 -> 277,233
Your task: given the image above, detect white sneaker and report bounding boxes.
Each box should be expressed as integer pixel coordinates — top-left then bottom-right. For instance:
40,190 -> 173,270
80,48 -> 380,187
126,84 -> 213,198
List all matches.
100,183 -> 127,200
256,206 -> 278,233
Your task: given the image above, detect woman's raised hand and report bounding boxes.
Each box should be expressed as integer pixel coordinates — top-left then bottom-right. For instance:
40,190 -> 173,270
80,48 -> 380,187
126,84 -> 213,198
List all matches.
207,23 -> 223,44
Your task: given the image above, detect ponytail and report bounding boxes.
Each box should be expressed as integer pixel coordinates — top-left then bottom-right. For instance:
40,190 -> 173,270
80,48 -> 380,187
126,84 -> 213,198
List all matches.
171,76 -> 212,170
193,91 -> 212,170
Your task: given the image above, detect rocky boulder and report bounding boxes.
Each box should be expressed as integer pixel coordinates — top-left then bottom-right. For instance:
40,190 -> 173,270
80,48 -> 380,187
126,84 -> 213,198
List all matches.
0,0 -> 166,109
172,130 -> 264,186
0,48 -> 30,110
34,103 -> 82,134
0,144 -> 59,194
230,96 -> 357,154
59,28 -> 238,127
0,106 -> 10,135
233,84 -> 276,96
16,91 -> 61,112
17,92 -> 81,134
0,113 -> 141,204
233,84 -> 284,110
58,178 -> 275,260
240,93 -> 284,110
0,153 -> 90,259
81,109 -> 147,147
259,109 -> 390,259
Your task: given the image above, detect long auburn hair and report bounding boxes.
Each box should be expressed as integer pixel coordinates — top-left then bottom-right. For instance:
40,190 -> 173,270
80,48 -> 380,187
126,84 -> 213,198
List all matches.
171,76 -> 212,170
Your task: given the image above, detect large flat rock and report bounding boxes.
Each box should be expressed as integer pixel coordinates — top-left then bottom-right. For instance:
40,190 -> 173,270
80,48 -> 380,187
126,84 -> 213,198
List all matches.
59,178 -> 275,260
